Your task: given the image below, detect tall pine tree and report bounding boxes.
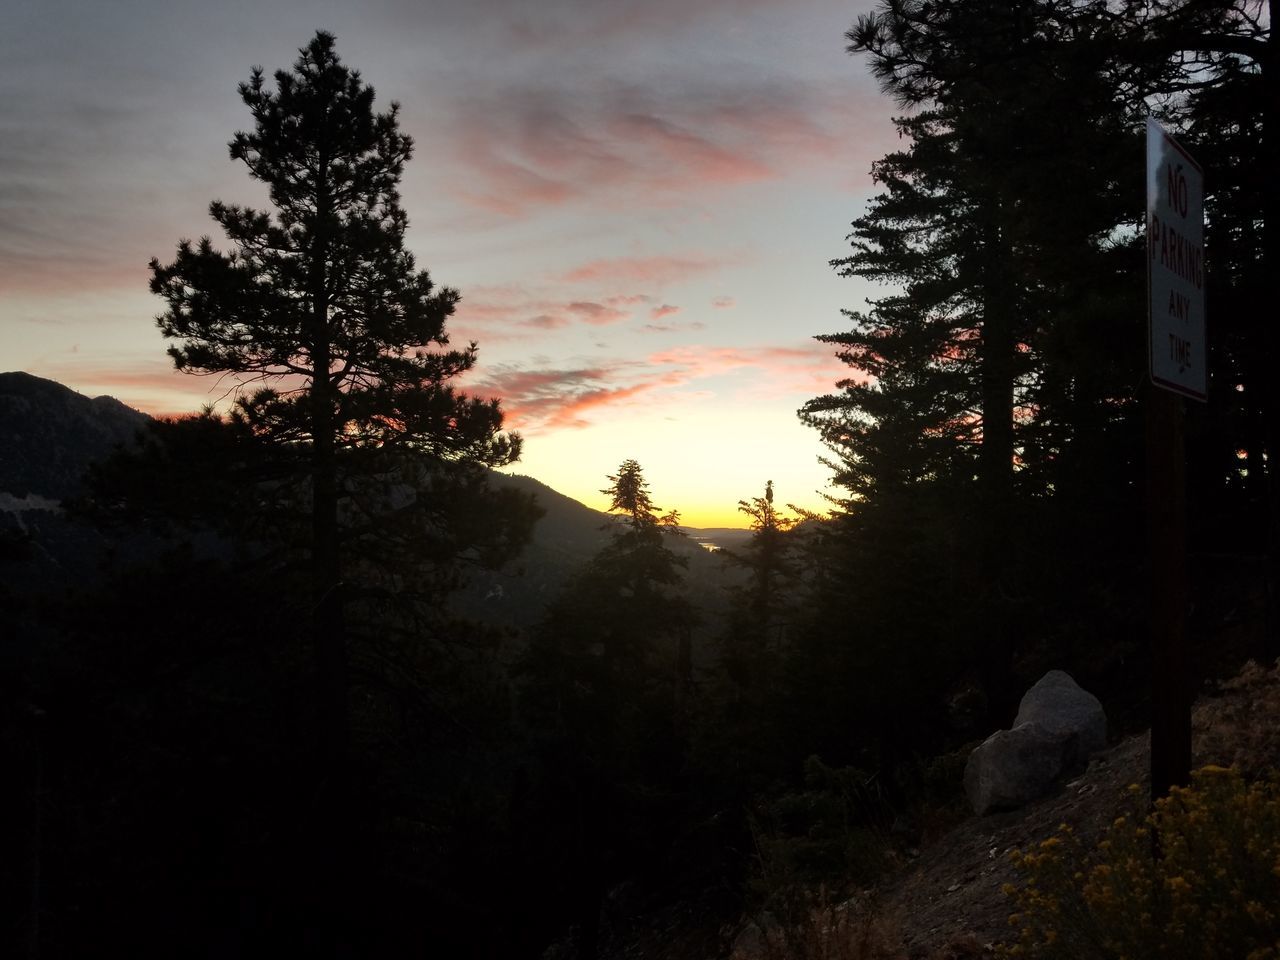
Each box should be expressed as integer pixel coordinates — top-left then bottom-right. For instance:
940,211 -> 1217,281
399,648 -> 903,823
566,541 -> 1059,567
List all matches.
804,0 -> 1152,724
148,32 -> 524,933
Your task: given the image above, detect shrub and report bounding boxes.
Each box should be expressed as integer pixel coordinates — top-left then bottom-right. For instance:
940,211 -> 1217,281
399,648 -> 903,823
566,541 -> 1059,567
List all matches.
748,756 -> 894,909
732,888 -> 907,960
1001,766 -> 1280,959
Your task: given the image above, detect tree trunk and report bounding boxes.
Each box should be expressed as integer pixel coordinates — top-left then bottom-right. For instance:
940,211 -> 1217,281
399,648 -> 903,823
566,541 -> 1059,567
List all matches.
1262,36 -> 1280,661
308,145 -> 354,948
979,212 -> 1018,725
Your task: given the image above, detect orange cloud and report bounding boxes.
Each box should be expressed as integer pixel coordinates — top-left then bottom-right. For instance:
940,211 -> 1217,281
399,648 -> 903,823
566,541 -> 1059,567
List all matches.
469,365 -> 663,429
470,338 -> 855,432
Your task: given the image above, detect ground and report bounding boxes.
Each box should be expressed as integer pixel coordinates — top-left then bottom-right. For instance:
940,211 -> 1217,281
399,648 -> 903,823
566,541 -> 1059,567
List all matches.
578,660 -> 1280,960
870,661 -> 1279,957
723,660 -> 1280,960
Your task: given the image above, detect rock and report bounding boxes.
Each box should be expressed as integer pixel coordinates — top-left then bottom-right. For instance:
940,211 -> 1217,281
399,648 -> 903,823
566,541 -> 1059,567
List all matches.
1013,669 -> 1107,766
729,912 -> 777,959
964,670 -> 1108,815
964,722 -> 1075,815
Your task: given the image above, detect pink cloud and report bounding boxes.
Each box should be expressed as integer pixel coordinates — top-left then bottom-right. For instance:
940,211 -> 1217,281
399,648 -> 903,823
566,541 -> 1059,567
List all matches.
469,337 -> 855,432
568,301 -> 630,325
641,320 -> 705,334
451,125 -> 582,216
0,257 -> 147,297
648,342 -> 855,397
559,254 -> 727,286
470,364 -> 666,430
521,313 -> 571,330
610,112 -> 773,186
536,382 -> 662,429
712,296 -> 735,309
649,304 -> 680,321
451,287 -> 640,340
443,79 -> 891,219
453,298 -> 528,323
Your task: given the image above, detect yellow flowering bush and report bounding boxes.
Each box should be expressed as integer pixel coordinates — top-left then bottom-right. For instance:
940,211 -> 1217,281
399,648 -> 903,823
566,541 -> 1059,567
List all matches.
1001,767 -> 1280,959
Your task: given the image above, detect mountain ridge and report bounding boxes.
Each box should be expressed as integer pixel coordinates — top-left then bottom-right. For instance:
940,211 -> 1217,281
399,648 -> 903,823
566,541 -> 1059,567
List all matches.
0,371 -> 750,540
1,372 -> 746,629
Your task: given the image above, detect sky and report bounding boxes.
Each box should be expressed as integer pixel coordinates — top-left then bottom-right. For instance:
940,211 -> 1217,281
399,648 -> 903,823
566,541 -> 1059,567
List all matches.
3,0 -> 896,527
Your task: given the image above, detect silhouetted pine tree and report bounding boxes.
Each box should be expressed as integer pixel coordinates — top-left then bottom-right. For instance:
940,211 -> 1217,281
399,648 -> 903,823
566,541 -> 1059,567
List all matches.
516,460 -> 695,959
694,482 -> 799,802
802,0 -> 1161,729
150,28 -> 520,738
146,31 -> 527,946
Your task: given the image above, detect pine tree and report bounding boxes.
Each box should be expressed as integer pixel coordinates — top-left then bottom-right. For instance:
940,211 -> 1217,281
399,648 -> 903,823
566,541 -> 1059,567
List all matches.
700,482 -> 799,797
804,0 -> 1154,722
147,31 -> 524,922
517,461 -> 694,958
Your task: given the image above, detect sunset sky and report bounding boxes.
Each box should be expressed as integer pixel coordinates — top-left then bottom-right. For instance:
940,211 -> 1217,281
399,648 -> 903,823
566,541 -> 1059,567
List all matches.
3,0 -> 895,527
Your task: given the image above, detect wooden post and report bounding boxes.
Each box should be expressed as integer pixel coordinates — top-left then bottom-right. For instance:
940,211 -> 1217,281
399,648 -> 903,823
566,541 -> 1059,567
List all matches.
1147,383 -> 1191,801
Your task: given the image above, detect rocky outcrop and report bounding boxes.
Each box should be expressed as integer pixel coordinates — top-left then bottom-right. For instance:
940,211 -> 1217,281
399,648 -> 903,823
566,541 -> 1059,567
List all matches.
964,670 -> 1107,816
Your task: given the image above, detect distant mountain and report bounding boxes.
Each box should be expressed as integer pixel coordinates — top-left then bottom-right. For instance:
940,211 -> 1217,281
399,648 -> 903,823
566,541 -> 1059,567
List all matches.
454,472 -> 742,629
0,371 -> 149,500
1,373 -> 747,631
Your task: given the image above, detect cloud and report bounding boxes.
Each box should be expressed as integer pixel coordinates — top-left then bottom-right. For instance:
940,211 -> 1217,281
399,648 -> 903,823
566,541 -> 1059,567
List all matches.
568,301 -> 630,325
641,320 -> 705,334
610,111 -> 773,186
521,313 -> 570,330
488,0 -> 787,48
712,296 -> 735,309
650,304 -> 680,321
470,338 -> 854,431
444,76 -> 885,218
470,364 -> 668,429
451,287 -> 641,341
559,254 -> 728,286
647,342 -> 855,397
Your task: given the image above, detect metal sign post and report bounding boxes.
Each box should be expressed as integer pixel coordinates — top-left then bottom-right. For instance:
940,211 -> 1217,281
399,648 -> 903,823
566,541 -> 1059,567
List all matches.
1146,118 -> 1205,801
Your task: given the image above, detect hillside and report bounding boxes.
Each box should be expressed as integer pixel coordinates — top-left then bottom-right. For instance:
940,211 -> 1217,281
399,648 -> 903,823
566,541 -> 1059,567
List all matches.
577,661 -> 1280,960
1,373 -> 748,631
454,472 -> 744,629
0,371 -> 149,500
874,661 -> 1280,957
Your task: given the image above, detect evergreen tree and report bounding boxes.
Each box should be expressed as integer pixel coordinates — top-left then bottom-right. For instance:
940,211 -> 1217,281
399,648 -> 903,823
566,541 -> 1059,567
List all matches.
149,30 -> 520,751
517,461 -> 694,958
146,32 -> 526,941
697,482 -> 799,800
729,480 -> 797,631
804,0 -> 1155,723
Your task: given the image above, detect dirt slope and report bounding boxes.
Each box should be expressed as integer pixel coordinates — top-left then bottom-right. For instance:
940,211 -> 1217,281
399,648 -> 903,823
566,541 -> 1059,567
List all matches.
878,660 -> 1280,957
